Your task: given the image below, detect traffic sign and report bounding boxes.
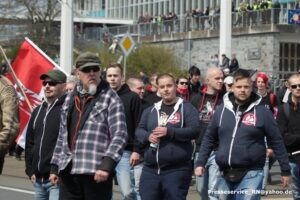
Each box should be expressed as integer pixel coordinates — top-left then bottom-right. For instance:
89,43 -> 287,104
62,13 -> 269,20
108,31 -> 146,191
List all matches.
119,33 -> 136,57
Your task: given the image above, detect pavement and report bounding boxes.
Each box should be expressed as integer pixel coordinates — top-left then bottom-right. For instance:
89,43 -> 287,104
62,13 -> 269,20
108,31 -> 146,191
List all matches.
0,155 -> 294,200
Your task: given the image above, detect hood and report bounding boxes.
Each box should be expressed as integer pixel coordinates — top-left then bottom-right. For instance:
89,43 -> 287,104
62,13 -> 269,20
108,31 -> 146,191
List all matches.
42,93 -> 67,108
117,84 -> 131,96
223,92 -> 261,113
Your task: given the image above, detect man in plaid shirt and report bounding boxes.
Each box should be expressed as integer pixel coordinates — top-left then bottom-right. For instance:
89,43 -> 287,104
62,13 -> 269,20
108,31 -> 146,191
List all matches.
49,52 -> 127,200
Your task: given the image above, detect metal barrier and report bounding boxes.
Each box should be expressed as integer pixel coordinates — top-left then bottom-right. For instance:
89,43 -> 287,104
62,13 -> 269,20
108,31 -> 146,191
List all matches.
97,8 -> 288,39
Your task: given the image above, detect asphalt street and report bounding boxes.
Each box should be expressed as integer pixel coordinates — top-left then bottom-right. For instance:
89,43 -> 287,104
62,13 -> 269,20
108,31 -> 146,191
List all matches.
0,155 -> 293,200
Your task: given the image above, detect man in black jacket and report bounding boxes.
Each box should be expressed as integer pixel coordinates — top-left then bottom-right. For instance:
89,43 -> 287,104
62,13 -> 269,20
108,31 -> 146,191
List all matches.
25,69 -> 66,200
191,67 -> 224,200
195,69 -> 291,199
106,63 -> 143,200
277,73 -> 300,199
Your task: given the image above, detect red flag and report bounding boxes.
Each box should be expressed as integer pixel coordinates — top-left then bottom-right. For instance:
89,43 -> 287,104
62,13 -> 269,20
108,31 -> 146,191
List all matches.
7,38 -> 64,148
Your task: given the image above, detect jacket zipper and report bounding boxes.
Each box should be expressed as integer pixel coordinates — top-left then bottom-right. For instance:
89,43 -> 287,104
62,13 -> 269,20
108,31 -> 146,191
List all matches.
156,143 -> 160,174
37,100 -> 57,171
228,106 -> 241,167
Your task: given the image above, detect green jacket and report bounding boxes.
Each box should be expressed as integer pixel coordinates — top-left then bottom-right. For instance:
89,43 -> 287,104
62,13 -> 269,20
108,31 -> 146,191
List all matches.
0,75 -> 19,151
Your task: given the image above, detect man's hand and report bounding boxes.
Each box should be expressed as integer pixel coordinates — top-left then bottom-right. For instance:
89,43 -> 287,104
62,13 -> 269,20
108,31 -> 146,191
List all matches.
152,127 -> 167,138
194,166 -> 205,176
148,133 -> 160,144
129,152 -> 140,166
266,148 -> 273,157
49,174 -> 59,186
281,176 -> 291,188
30,174 -> 36,184
94,170 -> 109,183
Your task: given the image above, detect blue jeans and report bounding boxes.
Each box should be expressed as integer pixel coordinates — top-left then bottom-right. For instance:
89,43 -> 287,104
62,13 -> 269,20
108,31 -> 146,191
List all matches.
290,162 -> 300,199
194,152 -> 220,200
214,170 -> 263,200
116,151 -> 143,200
262,156 -> 269,190
34,179 -> 59,200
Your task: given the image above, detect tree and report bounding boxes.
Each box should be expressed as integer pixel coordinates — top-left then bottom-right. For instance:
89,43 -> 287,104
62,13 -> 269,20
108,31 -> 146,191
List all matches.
0,0 -> 61,57
127,44 -> 183,77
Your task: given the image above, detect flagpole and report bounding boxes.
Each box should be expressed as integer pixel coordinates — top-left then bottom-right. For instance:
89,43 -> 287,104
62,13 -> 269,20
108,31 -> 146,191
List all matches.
0,46 -> 33,112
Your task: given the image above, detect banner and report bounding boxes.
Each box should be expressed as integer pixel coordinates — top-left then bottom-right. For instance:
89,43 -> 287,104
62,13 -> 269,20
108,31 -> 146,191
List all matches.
288,9 -> 300,25
7,38 -> 63,149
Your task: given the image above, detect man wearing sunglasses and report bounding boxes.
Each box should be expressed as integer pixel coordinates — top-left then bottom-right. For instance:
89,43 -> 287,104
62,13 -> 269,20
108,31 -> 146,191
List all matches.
25,69 -> 66,200
49,52 -> 127,200
277,73 -> 300,199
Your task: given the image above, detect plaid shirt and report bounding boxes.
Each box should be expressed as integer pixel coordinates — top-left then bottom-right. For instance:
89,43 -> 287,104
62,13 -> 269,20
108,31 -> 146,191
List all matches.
51,84 -> 127,174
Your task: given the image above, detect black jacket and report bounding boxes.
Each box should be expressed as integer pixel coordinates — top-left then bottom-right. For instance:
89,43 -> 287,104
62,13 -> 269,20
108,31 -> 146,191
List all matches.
190,91 -> 223,151
277,95 -> 300,163
117,84 -> 143,153
25,94 -> 66,179
197,92 -> 291,176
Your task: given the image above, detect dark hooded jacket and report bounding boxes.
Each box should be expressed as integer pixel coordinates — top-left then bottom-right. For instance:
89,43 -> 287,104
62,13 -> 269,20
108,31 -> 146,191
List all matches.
25,94 -> 66,179
196,92 -> 291,176
117,84 -> 143,153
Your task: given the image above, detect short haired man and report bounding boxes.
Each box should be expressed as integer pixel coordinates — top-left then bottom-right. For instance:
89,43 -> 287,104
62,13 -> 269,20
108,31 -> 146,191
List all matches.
25,69 -> 66,200
106,63 -> 143,200
188,65 -> 201,96
195,69 -> 291,199
144,73 -> 161,105
0,75 -> 19,174
49,52 -> 127,200
220,54 -> 230,69
127,77 -> 145,99
277,73 -> 300,199
127,77 -> 151,110
191,67 -> 224,200
136,73 -> 200,200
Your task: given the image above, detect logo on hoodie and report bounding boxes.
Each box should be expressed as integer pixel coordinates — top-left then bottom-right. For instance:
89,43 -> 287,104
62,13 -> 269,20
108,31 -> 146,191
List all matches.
168,112 -> 181,124
242,113 -> 256,126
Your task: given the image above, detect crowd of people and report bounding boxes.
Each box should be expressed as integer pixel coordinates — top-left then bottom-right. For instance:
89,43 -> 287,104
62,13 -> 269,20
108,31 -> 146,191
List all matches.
134,0 -> 288,35
0,51 -> 300,200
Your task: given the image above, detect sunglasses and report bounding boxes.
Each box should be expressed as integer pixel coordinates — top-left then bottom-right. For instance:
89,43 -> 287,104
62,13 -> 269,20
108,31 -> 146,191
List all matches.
42,81 -> 63,86
179,82 -> 189,86
291,84 -> 300,89
80,66 -> 100,73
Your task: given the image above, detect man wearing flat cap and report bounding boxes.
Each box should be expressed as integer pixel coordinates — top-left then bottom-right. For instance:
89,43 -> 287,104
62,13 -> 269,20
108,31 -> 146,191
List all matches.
50,52 -> 127,200
25,69 -> 66,200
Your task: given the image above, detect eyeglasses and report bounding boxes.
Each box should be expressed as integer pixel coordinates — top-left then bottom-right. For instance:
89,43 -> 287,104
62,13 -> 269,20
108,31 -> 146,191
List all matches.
42,81 -> 63,86
80,66 -> 100,73
290,84 -> 300,89
179,82 -> 189,86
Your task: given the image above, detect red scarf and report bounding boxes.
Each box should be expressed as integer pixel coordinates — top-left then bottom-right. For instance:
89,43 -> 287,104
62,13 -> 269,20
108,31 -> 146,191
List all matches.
177,88 -> 190,101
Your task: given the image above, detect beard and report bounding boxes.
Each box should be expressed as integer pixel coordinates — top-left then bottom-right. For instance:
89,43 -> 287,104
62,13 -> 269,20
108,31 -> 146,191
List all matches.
88,84 -> 97,95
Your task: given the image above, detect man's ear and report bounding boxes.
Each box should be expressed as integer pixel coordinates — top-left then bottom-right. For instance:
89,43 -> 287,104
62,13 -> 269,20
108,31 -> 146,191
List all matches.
285,81 -> 289,88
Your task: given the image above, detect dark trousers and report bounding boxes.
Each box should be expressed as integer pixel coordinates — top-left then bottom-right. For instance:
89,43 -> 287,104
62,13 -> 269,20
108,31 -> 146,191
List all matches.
140,168 -> 192,200
59,172 -> 112,200
0,150 -> 5,174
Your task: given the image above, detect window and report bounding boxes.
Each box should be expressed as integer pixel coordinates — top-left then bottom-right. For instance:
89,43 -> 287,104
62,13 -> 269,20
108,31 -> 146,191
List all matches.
280,42 -> 300,75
